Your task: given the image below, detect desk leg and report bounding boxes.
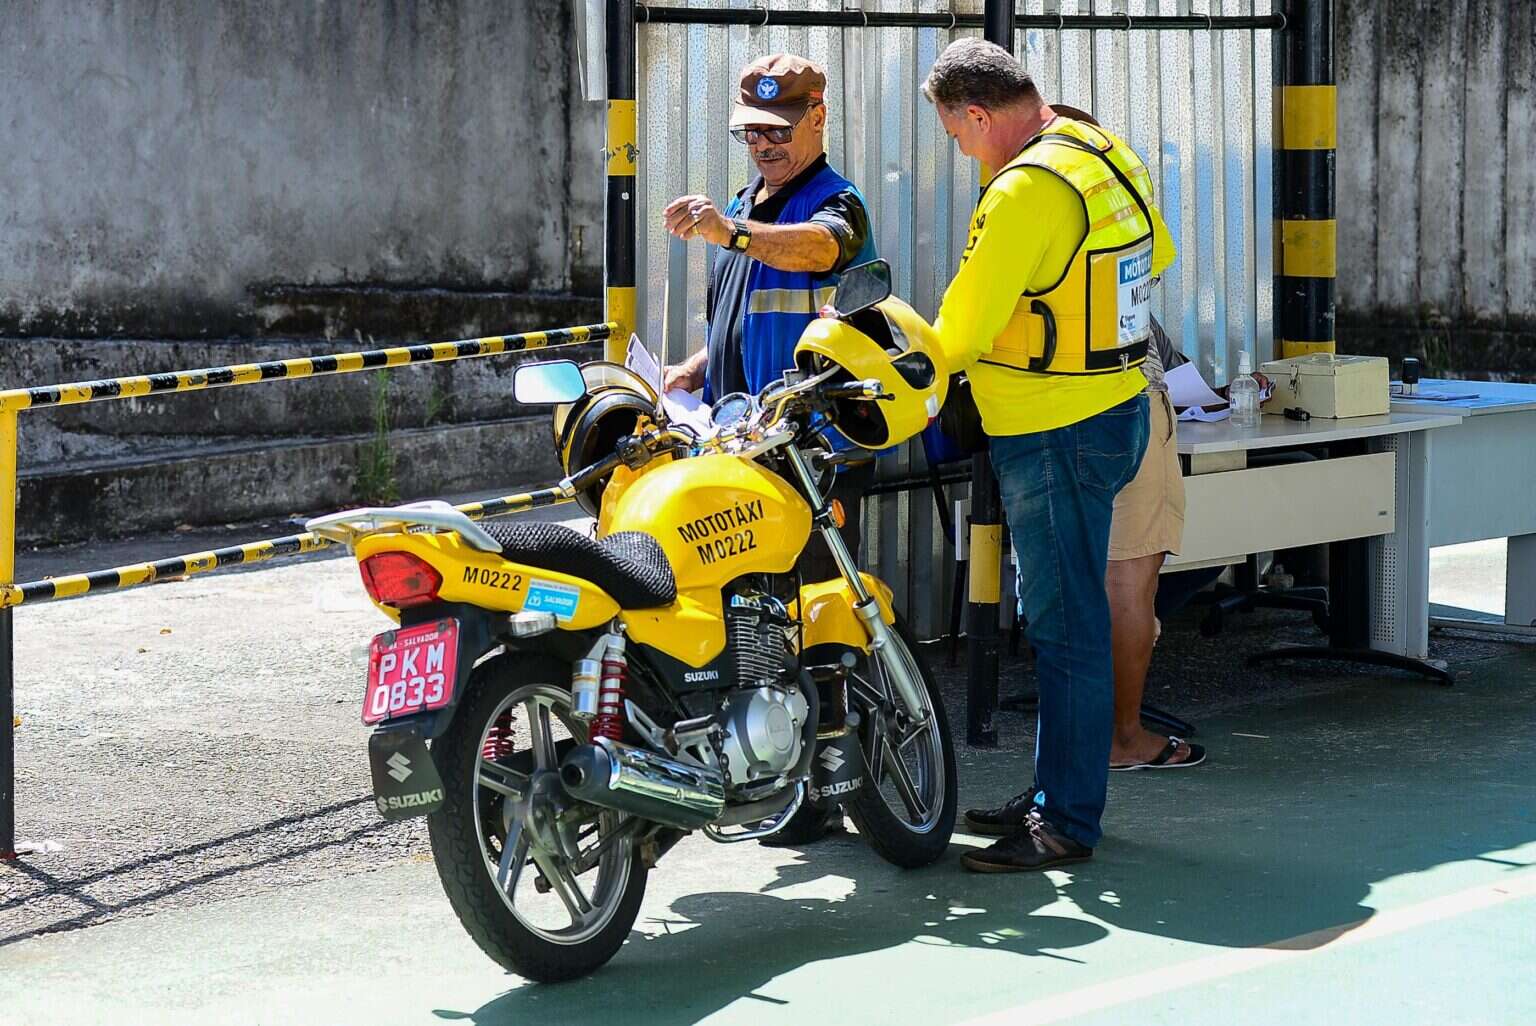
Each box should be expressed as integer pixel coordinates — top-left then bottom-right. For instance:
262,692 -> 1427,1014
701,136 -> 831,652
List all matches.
1371,426 -> 1432,659
1247,435 -> 1451,685
1505,535 -> 1536,629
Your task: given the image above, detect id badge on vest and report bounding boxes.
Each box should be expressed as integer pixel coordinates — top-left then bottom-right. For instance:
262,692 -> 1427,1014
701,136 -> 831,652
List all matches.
1115,243 -> 1154,345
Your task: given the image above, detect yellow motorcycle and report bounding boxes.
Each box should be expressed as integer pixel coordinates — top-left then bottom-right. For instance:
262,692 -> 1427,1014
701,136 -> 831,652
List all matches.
308,261 -> 956,981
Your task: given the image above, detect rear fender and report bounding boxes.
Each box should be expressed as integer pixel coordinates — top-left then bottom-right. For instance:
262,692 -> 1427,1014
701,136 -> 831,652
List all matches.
376,604 -> 501,741
377,604 -> 593,741
355,531 -> 620,629
794,574 -> 897,652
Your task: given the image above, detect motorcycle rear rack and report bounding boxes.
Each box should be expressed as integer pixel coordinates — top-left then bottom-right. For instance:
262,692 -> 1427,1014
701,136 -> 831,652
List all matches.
305,500 -> 504,553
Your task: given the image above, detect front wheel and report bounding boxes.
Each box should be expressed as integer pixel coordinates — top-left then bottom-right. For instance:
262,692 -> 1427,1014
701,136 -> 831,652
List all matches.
841,619 -> 957,868
427,653 -> 648,982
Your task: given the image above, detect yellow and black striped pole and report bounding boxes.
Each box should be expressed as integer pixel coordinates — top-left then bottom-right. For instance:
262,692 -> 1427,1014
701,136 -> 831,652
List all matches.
605,0 -> 638,363
0,408 -> 15,857
1279,0 -> 1336,358
962,0 -> 1014,749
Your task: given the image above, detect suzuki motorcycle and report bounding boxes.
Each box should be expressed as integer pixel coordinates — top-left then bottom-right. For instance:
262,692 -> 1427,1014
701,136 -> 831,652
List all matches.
308,261 -> 957,982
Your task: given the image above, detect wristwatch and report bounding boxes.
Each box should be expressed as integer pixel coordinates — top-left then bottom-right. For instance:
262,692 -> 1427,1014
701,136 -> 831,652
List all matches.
728,218 -> 752,252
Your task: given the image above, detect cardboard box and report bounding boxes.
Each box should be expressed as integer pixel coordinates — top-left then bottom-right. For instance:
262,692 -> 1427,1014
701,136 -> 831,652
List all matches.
1259,354 -> 1390,419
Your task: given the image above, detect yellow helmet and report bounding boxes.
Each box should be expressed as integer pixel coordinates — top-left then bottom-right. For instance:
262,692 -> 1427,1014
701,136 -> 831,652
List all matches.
793,295 -> 949,449
551,362 -> 659,516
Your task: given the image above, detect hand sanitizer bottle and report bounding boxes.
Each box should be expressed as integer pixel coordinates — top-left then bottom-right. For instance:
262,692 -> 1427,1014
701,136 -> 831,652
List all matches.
1230,352 -> 1262,427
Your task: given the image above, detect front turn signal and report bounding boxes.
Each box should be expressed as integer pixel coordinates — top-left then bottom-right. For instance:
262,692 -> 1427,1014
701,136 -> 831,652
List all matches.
828,499 -> 847,529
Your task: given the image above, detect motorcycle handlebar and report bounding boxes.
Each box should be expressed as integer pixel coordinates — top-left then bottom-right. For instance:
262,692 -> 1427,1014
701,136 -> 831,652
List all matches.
821,379 -> 893,402
564,425 -> 694,492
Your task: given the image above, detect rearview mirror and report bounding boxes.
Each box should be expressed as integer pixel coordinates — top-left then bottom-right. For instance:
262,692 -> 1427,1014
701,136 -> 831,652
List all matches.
513,360 -> 587,405
828,259 -> 893,318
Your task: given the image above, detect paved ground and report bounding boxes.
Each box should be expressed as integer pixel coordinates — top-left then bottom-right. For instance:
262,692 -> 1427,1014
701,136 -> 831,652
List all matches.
1,523 -> 1533,1025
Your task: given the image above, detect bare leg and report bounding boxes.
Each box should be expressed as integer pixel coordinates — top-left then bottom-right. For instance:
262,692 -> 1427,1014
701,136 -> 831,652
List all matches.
1106,551 -> 1194,765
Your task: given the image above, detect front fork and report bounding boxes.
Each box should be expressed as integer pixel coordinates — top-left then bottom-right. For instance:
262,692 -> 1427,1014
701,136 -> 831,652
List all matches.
782,444 -> 930,724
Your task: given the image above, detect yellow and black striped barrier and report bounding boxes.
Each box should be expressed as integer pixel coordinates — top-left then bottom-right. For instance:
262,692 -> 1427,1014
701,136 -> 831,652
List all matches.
0,323 -> 616,414
0,482 -> 577,610
1279,0 -> 1335,358
0,320 -> 610,855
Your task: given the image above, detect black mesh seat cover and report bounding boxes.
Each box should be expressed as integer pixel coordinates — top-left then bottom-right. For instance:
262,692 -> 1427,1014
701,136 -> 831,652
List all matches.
481,522 -> 676,609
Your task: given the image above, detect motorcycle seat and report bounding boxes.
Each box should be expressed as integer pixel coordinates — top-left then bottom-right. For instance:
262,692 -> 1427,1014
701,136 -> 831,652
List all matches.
481,522 -> 676,609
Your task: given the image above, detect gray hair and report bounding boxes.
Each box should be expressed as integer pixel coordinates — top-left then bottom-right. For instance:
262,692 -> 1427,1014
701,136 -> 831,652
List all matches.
921,38 -> 1040,112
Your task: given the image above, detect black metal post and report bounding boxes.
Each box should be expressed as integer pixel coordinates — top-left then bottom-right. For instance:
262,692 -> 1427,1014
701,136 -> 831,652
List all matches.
605,0 -> 638,362
1278,0 -> 1335,358
962,0 -> 1015,749
636,5 -> 1283,30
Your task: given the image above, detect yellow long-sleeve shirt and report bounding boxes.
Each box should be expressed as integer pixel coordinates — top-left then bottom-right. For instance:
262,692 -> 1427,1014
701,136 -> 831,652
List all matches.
934,148 -> 1176,437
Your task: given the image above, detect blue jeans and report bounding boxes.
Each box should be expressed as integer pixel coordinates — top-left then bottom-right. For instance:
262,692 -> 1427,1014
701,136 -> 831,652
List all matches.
991,394 -> 1150,848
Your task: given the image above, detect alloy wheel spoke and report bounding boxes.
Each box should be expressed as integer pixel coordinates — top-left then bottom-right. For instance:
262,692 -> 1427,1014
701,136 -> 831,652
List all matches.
477,760 -> 529,800
866,728 -> 888,785
533,852 -> 593,925
526,700 -> 559,770
848,675 -> 888,716
885,746 -> 927,823
897,719 -> 932,754
495,825 -> 531,897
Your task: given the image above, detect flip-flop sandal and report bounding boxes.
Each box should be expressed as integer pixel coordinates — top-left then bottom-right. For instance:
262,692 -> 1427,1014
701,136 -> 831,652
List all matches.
1110,736 -> 1207,771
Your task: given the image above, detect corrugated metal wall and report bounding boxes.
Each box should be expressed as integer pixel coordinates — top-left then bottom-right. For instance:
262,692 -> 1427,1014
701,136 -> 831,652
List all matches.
634,0 -> 1276,634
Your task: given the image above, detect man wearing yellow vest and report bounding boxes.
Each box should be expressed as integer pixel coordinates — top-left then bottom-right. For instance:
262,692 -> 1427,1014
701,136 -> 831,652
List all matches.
922,39 -> 1175,872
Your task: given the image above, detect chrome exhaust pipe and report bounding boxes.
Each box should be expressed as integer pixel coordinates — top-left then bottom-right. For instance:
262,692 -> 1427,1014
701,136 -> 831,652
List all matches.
560,737 -> 725,830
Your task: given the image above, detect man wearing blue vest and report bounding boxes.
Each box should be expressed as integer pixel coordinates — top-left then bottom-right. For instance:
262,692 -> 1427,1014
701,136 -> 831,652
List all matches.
663,53 -> 875,847
662,53 -> 876,586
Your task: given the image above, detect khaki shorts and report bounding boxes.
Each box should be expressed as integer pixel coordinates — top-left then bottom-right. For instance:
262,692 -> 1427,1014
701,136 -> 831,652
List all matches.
1109,390 -> 1185,560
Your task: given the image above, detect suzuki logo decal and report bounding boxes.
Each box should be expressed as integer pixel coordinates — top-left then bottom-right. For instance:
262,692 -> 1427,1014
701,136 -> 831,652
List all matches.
386,752 -> 414,782
818,746 -> 845,774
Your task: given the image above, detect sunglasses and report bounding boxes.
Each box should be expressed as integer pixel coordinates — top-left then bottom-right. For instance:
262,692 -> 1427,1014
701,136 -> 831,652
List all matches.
730,102 -> 820,145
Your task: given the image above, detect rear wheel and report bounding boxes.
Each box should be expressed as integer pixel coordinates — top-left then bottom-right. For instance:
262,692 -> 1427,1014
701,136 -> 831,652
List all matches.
841,619 -> 957,868
427,653 -> 647,982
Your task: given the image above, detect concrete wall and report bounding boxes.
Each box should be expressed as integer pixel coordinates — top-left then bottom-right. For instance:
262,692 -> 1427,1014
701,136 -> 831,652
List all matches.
0,0 -> 604,342
1337,0 -> 1536,377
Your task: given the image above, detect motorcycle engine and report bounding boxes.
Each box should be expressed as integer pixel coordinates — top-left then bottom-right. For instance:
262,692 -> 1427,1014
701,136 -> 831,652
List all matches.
717,587 -> 808,788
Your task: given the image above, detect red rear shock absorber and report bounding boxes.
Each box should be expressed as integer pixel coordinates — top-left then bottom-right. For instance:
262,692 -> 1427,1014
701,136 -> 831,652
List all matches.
591,635 -> 627,742
482,711 -> 518,761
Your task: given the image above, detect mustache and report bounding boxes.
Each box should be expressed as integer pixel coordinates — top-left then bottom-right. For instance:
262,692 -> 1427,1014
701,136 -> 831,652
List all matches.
754,149 -> 789,161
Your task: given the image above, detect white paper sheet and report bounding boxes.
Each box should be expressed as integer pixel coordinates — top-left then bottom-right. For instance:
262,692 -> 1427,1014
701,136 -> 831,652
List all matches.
624,334 -> 663,395
1166,361 -> 1227,410
624,333 -> 715,437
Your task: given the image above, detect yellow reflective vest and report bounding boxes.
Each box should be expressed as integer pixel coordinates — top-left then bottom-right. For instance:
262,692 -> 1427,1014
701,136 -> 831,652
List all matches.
980,121 -> 1160,376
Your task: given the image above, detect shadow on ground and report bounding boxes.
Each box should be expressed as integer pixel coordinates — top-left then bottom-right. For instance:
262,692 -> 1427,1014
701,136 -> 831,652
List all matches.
444,648 -> 1536,1026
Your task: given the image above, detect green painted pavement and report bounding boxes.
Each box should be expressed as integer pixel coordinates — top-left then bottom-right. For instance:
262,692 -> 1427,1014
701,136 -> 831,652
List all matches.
3,651 -> 1533,1026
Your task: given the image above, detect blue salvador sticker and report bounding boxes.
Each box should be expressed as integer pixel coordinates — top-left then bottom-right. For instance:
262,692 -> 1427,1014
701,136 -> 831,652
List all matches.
756,77 -> 779,100
524,579 -> 581,622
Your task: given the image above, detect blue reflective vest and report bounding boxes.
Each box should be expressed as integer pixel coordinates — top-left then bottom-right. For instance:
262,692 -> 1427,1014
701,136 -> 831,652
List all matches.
705,164 -> 877,404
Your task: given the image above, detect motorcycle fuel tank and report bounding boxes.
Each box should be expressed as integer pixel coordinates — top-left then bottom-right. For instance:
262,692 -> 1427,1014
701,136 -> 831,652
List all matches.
601,453 -> 812,591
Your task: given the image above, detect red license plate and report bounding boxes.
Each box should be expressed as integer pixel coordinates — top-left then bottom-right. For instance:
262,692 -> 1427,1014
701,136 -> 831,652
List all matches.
362,619 -> 460,724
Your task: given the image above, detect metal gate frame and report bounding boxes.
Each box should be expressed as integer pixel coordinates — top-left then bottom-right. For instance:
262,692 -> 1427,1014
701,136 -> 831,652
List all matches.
597,0 -> 1331,745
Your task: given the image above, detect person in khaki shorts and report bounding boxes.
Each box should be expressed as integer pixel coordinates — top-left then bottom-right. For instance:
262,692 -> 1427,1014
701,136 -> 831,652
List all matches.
1105,315 -> 1205,769
1039,103 -> 1205,771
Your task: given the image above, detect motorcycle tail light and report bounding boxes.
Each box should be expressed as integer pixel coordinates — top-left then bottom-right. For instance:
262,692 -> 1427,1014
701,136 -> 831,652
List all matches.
359,552 -> 442,608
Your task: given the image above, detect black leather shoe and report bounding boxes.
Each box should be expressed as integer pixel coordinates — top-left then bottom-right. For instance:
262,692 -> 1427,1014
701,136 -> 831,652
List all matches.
962,787 -> 1041,837
960,810 -> 1092,873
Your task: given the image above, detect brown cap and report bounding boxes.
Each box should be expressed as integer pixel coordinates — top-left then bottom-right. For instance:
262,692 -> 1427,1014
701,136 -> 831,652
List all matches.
729,54 -> 827,129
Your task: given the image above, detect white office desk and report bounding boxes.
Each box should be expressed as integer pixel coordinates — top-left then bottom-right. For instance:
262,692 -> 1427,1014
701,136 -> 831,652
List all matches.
1392,379 -> 1536,630
1167,411 -> 1458,659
